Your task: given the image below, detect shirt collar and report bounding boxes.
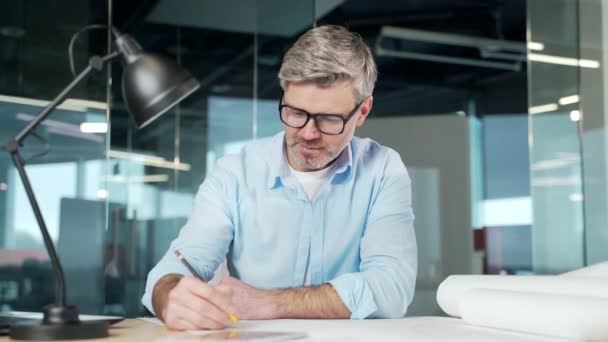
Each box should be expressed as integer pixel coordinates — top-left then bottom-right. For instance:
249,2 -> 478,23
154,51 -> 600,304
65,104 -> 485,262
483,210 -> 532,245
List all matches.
266,132 -> 354,189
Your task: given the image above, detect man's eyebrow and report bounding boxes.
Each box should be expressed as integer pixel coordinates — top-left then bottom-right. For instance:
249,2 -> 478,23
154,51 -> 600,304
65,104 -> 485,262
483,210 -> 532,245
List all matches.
283,100 -> 351,116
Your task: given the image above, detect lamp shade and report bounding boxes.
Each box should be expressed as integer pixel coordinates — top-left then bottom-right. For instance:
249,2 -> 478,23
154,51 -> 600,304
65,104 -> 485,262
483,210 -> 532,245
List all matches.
116,34 -> 200,128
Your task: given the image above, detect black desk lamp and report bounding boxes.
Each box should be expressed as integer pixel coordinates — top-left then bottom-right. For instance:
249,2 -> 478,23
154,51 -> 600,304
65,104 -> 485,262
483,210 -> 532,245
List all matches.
2,26 -> 199,340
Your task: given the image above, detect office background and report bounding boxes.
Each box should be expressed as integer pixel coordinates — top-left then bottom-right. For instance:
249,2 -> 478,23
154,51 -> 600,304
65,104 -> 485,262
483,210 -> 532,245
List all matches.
0,0 -> 606,317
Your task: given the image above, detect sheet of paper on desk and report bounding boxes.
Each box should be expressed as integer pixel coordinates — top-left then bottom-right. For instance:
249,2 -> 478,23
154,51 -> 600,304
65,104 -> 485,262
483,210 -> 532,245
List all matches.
188,318 -> 557,342
188,330 -> 308,341
137,317 -> 164,325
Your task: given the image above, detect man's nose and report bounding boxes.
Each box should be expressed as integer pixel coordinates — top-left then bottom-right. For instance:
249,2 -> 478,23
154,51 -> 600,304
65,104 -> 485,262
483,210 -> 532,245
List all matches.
299,117 -> 322,140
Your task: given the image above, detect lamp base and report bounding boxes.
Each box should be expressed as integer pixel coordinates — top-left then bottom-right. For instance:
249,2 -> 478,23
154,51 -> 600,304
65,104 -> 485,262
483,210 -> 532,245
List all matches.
9,305 -> 108,340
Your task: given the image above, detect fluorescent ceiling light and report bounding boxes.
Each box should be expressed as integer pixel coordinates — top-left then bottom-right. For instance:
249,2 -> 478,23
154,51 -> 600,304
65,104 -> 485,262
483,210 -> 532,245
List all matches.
107,149 -> 191,171
529,103 -> 558,114
103,174 -> 169,183
570,110 -> 581,122
531,156 -> 579,171
569,193 -> 583,202
532,176 -> 581,187
0,94 -> 106,112
527,41 -> 544,51
80,122 -> 108,133
97,189 -> 108,199
16,113 -> 103,143
529,53 -> 600,69
375,26 -> 524,71
558,95 -> 580,105
481,197 -> 532,227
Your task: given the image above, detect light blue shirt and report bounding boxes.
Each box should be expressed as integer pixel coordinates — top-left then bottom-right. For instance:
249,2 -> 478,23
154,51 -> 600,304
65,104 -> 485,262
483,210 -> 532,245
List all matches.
142,132 -> 417,319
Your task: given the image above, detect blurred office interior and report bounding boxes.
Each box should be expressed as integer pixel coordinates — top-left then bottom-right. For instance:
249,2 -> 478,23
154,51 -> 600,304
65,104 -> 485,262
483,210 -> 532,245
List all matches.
0,0 -> 606,317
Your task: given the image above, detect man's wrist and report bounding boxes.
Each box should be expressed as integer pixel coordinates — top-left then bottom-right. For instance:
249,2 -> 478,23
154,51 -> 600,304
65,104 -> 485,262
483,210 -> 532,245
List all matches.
244,287 -> 283,319
265,288 -> 290,319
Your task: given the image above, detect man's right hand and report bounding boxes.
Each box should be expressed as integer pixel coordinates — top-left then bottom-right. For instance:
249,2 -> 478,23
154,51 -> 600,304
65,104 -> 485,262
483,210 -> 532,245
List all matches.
152,274 -> 237,331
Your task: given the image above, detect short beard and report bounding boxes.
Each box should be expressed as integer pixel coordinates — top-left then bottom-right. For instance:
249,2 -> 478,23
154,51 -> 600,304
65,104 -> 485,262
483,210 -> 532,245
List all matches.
286,143 -> 339,171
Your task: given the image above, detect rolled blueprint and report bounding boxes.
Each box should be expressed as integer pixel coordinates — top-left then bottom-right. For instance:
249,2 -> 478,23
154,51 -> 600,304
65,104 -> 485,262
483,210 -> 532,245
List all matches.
437,275 -> 608,317
460,289 -> 608,341
562,261 -> 608,278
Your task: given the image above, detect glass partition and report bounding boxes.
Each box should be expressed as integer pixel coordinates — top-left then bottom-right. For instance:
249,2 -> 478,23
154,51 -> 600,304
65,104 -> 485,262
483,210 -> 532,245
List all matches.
6,0 -> 586,320
527,0 -> 586,274
578,0 -> 608,266
0,0 -> 111,312
104,0 -> 315,316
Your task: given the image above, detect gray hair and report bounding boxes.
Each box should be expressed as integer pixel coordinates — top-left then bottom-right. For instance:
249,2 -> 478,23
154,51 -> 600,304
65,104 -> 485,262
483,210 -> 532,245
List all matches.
278,25 -> 378,102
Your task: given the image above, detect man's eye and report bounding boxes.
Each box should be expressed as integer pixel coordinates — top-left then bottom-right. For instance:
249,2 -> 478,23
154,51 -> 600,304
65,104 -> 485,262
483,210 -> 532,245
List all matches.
319,115 -> 342,123
291,110 -> 307,116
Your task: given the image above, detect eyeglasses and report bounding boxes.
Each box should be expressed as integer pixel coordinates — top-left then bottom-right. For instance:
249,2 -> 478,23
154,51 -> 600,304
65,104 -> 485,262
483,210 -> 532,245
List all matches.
278,97 -> 363,135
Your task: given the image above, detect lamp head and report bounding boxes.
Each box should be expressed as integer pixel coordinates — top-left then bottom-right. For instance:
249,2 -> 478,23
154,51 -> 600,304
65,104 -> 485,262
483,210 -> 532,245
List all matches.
115,34 -> 200,128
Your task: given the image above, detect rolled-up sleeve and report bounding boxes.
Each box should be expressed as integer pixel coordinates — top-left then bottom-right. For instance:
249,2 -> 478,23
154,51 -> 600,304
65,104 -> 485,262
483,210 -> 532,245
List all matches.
141,159 -> 236,315
329,151 -> 417,319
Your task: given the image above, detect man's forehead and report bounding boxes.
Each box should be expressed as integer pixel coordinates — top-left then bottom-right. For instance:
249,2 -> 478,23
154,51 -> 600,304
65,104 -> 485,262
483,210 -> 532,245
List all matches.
283,81 -> 357,112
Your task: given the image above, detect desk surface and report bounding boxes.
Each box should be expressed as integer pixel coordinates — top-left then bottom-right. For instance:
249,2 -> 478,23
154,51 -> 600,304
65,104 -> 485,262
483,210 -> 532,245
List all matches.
0,317 -> 567,342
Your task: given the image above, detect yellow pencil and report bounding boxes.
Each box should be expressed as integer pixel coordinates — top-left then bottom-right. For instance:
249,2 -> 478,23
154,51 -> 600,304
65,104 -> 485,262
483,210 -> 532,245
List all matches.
174,250 -> 239,324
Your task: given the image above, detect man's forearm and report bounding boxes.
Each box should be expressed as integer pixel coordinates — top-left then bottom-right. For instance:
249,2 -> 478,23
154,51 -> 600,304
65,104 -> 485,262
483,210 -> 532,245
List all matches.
266,283 -> 351,319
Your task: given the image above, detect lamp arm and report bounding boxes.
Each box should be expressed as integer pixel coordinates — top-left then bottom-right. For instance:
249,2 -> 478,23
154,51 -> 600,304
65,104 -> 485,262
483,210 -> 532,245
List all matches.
15,51 -> 120,143
4,51 -> 120,307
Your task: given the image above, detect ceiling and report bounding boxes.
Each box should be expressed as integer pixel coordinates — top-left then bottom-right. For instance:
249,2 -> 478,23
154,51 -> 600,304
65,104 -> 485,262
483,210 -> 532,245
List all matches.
0,0 -> 527,166
111,0 -> 528,118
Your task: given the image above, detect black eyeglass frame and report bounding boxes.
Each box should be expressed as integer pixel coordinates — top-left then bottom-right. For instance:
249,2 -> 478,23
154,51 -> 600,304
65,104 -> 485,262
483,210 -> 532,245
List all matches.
278,97 -> 364,135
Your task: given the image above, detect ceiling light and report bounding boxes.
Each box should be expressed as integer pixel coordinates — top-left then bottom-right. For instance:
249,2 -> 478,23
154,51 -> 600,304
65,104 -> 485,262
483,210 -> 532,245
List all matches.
80,122 -> 108,133
570,110 -> 581,122
96,189 -> 108,199
107,149 -> 191,171
559,95 -> 580,105
527,41 -> 544,51
103,174 -> 169,183
0,94 -> 106,112
529,103 -> 558,115
569,193 -> 583,202
529,53 -> 600,69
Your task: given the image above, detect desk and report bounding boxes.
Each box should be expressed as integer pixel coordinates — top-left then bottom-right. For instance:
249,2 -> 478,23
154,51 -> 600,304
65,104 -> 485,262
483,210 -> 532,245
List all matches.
0,317 -> 565,341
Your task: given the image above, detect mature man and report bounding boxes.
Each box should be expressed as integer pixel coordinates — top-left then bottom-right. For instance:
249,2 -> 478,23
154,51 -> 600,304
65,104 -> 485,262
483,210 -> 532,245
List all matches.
142,25 -> 417,330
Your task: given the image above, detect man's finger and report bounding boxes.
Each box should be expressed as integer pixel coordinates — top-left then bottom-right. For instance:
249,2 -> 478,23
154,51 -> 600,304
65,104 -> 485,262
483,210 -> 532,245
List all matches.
169,317 -> 198,331
167,302 -> 227,330
177,290 -> 234,326
184,279 -> 236,314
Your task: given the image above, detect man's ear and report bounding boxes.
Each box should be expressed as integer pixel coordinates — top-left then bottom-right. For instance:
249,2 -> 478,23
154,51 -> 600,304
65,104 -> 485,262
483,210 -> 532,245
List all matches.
356,96 -> 373,127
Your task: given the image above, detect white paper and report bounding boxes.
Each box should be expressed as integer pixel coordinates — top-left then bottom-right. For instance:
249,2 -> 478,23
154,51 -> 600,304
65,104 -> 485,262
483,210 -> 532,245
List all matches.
436,275 -> 608,317
153,318 -> 562,342
460,289 -> 608,341
137,316 -> 164,325
187,330 -> 307,341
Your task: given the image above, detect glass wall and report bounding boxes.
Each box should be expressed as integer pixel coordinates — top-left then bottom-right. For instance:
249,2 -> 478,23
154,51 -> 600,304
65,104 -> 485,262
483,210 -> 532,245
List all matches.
528,0 -> 608,272
104,0 -> 315,316
1,0 -> 552,319
578,0 -> 608,265
527,0 -> 597,274
0,0 -> 110,313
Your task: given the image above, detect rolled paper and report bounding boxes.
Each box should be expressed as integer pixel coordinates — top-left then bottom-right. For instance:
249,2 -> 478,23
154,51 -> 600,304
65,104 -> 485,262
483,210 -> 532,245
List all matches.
460,289 -> 608,341
437,275 -> 608,317
562,261 -> 608,278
